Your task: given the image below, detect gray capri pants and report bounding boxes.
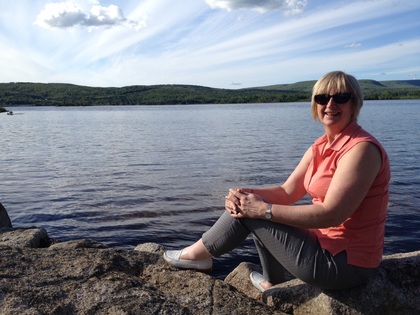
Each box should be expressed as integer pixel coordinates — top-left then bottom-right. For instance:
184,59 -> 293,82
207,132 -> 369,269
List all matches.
202,211 -> 375,290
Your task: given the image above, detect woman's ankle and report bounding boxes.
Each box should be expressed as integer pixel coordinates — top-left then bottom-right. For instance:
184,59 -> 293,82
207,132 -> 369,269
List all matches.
180,240 -> 212,261
260,280 -> 273,290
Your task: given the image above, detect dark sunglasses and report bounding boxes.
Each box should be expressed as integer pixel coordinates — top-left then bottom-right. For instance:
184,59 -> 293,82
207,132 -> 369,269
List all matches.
314,93 -> 352,105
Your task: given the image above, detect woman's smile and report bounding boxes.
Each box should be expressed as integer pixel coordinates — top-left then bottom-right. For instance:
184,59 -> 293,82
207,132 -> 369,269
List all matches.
323,110 -> 341,117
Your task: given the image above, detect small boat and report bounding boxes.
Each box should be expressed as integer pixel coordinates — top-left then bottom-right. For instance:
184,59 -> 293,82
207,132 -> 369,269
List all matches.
7,111 -> 13,115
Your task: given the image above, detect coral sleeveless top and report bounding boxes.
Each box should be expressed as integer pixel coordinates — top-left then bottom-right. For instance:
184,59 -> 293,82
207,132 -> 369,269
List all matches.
304,121 -> 390,268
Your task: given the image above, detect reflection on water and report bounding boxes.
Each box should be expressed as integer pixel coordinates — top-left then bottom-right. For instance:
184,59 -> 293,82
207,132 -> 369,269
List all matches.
1,101 -> 419,277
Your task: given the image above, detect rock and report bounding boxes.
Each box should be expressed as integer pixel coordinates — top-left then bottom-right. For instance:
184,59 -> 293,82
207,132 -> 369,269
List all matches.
0,202 -> 12,228
134,242 -> 165,255
134,243 -> 165,255
0,229 -> 281,315
224,261 -> 263,301
225,252 -> 420,315
143,260 -> 283,315
0,222 -> 418,314
0,227 -> 50,248
49,239 -> 108,250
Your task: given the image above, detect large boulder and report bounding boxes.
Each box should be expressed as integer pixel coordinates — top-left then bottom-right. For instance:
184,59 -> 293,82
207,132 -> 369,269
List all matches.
0,224 -> 418,314
0,227 -> 49,248
225,252 -> 420,315
0,232 -> 281,315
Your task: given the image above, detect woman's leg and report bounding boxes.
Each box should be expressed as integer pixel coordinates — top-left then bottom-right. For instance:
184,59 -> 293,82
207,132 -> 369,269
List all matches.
242,218 -> 375,290
175,211 -> 249,261
253,237 -> 288,285
200,211 -> 374,289
201,211 -> 251,256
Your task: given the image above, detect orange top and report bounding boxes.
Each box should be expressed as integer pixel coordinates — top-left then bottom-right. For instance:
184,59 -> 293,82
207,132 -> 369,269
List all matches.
304,121 -> 390,268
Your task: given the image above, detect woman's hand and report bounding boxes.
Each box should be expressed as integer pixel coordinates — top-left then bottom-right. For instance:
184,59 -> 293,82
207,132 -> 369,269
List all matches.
225,188 -> 267,219
225,189 -> 240,214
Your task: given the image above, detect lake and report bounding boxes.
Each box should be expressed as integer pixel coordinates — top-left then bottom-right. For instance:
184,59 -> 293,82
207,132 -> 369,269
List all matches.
1,100 -> 419,277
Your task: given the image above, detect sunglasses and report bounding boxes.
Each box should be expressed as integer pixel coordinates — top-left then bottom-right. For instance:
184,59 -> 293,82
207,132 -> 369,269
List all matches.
314,93 -> 352,105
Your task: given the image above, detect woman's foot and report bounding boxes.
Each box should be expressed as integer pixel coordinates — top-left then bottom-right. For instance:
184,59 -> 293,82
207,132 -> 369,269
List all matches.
250,271 -> 273,292
163,239 -> 213,272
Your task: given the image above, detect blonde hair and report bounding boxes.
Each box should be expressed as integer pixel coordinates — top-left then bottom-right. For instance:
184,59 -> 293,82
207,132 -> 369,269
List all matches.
311,71 -> 363,121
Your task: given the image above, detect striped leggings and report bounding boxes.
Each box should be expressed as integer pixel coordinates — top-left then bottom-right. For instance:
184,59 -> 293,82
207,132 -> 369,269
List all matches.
202,211 -> 375,290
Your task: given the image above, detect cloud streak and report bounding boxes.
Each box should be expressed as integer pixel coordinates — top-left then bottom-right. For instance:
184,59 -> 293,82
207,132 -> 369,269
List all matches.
205,0 -> 307,14
34,2 -> 145,30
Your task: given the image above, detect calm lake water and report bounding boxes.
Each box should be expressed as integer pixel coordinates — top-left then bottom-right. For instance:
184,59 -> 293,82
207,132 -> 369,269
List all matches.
1,100 -> 419,277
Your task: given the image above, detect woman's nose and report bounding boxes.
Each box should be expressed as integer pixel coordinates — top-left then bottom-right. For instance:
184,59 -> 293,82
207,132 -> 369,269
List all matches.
326,98 -> 337,107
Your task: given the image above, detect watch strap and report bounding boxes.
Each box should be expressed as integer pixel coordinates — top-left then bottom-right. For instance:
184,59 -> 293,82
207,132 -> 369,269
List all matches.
265,203 -> 272,220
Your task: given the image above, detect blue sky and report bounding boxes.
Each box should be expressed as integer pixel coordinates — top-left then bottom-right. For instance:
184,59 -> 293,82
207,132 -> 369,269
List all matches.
0,0 -> 419,88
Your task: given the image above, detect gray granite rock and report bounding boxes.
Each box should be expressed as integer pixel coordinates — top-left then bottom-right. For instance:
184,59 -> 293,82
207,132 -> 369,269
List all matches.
0,229 -> 281,314
0,204 -> 418,315
225,252 -> 420,315
0,227 -> 49,248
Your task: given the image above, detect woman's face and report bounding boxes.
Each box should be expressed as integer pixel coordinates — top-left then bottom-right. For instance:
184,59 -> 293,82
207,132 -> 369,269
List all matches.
316,91 -> 354,133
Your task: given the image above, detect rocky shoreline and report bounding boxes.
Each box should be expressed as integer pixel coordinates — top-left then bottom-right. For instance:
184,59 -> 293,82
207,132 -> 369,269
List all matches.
1,203 -> 419,314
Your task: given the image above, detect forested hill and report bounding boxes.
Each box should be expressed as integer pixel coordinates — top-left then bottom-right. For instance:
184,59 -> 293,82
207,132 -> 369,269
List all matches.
0,79 -> 419,106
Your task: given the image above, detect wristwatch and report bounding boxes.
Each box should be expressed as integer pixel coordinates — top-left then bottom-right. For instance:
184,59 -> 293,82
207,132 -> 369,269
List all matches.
265,203 -> 272,220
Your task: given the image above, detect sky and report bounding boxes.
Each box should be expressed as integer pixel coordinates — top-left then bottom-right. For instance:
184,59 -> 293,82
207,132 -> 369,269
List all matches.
0,0 -> 419,89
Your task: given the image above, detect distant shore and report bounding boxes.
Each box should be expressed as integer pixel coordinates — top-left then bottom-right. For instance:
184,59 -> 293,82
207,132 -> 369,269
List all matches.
1,79 -> 419,106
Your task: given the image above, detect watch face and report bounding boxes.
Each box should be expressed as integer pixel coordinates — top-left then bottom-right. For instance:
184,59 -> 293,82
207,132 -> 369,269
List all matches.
265,213 -> 271,220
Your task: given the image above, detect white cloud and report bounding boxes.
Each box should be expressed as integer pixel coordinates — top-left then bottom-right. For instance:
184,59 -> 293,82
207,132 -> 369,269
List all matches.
205,0 -> 307,14
345,42 -> 362,48
34,3 -> 85,28
87,5 -> 125,26
34,2 -> 145,30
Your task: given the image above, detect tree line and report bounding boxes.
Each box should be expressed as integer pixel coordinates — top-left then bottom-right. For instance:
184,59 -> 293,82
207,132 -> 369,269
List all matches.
0,80 -> 419,106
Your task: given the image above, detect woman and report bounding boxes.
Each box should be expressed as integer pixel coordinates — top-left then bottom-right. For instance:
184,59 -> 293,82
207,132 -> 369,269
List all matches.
163,71 -> 390,291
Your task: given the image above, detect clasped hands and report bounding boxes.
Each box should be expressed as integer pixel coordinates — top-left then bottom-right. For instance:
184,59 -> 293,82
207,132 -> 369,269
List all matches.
225,188 -> 266,219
